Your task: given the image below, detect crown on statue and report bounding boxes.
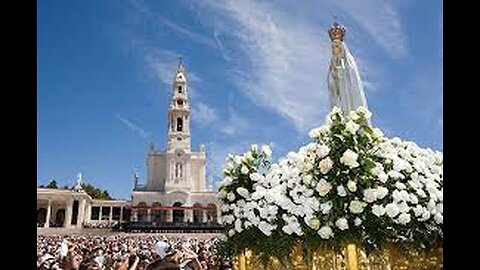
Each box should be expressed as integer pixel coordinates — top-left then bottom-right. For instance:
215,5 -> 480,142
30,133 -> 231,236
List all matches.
328,22 -> 346,41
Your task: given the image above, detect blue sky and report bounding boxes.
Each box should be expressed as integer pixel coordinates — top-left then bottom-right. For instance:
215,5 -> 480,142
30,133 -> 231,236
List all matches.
37,0 -> 442,200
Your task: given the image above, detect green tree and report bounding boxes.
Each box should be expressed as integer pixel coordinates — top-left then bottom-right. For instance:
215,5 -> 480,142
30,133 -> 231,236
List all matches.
46,180 -> 58,189
81,183 -> 113,200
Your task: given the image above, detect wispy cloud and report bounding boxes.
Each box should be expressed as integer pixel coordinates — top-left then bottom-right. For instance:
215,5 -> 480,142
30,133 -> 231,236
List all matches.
129,0 -> 217,49
194,0 -> 406,133
213,29 -> 232,61
192,101 -> 218,127
219,108 -> 249,136
114,114 -> 150,141
331,0 -> 407,57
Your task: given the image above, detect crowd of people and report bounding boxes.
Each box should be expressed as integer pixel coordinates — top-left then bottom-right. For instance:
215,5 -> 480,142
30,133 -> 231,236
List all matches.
83,221 -> 119,229
37,234 -> 232,270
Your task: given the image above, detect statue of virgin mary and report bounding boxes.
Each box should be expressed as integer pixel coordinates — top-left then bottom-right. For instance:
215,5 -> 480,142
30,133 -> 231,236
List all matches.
327,22 -> 369,115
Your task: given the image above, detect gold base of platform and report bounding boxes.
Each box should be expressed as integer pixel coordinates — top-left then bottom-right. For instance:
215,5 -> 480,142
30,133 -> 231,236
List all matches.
234,243 -> 443,270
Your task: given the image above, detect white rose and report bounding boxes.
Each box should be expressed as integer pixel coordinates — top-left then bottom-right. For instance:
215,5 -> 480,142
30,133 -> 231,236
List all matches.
335,218 -> 349,230
416,189 -> 427,198
306,218 -> 320,230
308,127 -> 321,138
392,190 -> 402,202
397,213 -> 411,225
331,106 -> 342,115
258,221 -> 273,236
395,183 -> 407,190
349,200 -> 365,214
347,180 -> 357,192
222,177 -> 233,186
319,157 -> 334,174
250,173 -> 261,182
317,145 -> 330,158
316,179 -> 332,196
434,213 -> 443,224
398,202 -> 410,213
356,106 -> 372,119
375,187 -> 389,200
337,185 -> 347,197
340,149 -> 360,168
348,111 -> 360,121
409,194 -> 419,204
372,205 -> 386,217
236,187 -> 250,199
234,219 -> 243,233
228,229 -> 235,237
420,210 -> 431,221
261,145 -> 272,157
227,192 -> 236,202
251,144 -> 258,152
241,165 -> 249,175
318,226 -> 334,239
303,174 -> 313,185
385,203 -> 400,218
363,189 -> 377,203
320,202 -> 333,214
222,215 -> 235,225
413,205 -> 424,217
354,217 -> 362,226
378,173 -> 388,183
346,121 -> 360,134
372,128 -> 384,138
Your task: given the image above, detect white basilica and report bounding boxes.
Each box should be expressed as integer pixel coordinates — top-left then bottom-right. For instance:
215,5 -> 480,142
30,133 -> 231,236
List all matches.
37,61 -> 220,229
130,61 -> 219,224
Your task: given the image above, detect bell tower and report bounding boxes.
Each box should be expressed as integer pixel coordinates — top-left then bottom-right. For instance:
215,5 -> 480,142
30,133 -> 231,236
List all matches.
167,59 -> 191,152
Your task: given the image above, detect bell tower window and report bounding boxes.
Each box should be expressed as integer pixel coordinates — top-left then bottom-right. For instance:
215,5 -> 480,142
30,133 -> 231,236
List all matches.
178,85 -> 182,93
176,117 -> 183,132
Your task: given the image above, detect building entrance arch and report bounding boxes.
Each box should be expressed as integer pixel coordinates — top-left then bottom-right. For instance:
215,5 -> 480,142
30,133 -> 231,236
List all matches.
55,209 -> 65,227
37,208 -> 47,226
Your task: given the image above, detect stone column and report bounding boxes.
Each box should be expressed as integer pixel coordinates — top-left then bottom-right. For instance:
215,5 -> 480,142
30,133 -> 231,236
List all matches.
167,210 -> 173,222
78,199 -> 86,227
44,199 -> 52,228
120,206 -> 123,222
64,200 -> 73,228
202,210 -> 207,223
109,206 -> 113,222
147,209 -> 152,222
99,206 -> 103,221
217,208 -> 222,224
85,205 -> 91,222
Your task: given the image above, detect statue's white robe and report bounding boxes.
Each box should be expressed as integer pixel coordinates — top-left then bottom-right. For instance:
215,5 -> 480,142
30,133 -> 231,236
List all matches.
328,43 -> 368,115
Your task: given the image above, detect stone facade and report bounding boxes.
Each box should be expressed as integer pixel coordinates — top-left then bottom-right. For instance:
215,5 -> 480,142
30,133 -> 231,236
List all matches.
37,61 -> 220,228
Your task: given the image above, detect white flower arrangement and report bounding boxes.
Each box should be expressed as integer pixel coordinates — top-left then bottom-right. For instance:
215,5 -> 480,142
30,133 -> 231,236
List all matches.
219,106 -> 443,255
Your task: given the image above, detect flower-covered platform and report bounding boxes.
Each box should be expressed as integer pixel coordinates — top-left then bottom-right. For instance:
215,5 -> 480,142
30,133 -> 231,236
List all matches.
218,107 -> 443,269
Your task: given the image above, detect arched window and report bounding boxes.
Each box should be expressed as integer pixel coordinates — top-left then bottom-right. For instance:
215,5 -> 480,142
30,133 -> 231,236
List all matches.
178,85 -> 182,93
176,118 -> 183,132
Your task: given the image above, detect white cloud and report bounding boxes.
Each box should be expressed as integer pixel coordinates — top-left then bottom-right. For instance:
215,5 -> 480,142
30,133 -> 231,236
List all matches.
129,0 -> 217,49
114,114 -> 150,141
219,109 -> 249,136
192,102 -> 218,127
331,0 -> 407,57
196,0 -> 405,133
